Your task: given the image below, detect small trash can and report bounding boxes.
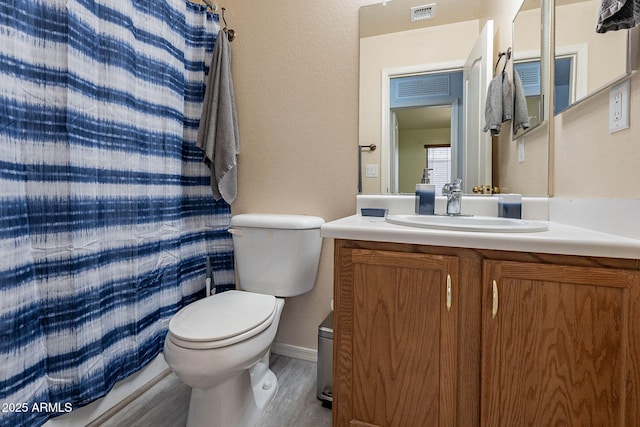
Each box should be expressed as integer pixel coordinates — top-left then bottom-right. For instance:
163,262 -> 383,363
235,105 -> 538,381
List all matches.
317,312 -> 333,407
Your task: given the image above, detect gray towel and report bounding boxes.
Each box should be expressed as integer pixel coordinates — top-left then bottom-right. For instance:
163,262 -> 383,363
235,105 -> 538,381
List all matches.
597,0 -> 640,33
483,71 -> 512,136
501,72 -> 513,123
197,30 -> 239,204
512,70 -> 530,134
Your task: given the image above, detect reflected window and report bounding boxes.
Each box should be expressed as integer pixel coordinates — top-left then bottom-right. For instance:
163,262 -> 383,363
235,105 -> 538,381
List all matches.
514,57 -> 575,116
554,57 -> 573,114
513,61 -> 542,129
427,146 -> 451,194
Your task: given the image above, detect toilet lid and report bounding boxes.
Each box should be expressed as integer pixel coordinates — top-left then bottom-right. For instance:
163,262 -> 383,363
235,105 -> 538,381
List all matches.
169,291 -> 277,344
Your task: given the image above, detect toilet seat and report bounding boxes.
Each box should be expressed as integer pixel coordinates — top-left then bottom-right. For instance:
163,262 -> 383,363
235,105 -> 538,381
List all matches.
168,290 -> 277,350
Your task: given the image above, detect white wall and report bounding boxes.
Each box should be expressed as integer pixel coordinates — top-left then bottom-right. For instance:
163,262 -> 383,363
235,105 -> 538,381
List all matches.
229,0 -> 373,352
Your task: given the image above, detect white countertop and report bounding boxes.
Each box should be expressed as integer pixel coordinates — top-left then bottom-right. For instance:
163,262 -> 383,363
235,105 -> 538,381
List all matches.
321,214 -> 640,260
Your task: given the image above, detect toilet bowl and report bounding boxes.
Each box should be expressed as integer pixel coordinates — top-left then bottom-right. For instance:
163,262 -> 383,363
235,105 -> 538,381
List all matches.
163,214 -> 324,427
164,291 -> 285,427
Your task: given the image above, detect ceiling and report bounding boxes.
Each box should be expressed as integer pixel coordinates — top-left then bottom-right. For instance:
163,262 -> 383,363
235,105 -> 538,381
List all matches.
360,0 -> 590,38
360,0 -> 484,38
395,105 -> 451,130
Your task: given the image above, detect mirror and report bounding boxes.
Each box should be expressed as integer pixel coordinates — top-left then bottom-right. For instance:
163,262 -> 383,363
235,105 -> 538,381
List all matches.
512,0 -> 545,138
554,0 -> 638,114
358,0 -> 551,196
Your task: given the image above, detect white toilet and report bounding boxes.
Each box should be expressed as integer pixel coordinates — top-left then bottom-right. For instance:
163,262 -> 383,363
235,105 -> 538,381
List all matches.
163,213 -> 325,427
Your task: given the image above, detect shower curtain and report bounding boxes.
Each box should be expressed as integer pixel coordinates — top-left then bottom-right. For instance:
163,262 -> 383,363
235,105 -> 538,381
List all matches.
0,1 -> 234,426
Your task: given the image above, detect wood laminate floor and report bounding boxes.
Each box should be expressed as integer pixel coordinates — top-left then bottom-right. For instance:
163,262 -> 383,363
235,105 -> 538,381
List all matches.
96,355 -> 332,427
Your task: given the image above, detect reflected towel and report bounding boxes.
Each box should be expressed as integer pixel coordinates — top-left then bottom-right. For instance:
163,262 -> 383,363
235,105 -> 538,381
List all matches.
501,72 -> 513,123
483,71 -> 511,136
197,30 -> 239,204
597,0 -> 640,33
512,69 -> 530,134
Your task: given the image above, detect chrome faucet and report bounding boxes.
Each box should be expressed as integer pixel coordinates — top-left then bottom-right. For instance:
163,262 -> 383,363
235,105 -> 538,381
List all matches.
442,179 -> 462,215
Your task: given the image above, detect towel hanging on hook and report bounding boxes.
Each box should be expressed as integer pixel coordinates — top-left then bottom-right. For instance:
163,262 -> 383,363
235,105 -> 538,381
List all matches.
494,47 -> 511,75
484,47 -> 513,136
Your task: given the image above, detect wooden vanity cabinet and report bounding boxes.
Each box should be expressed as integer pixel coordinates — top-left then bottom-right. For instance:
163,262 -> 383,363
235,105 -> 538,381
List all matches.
333,239 -> 640,427
333,240 -> 483,427
481,260 -> 640,426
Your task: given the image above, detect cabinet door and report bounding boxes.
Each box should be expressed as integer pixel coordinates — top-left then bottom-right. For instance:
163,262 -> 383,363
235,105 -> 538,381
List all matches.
334,248 -> 459,427
481,260 -> 640,427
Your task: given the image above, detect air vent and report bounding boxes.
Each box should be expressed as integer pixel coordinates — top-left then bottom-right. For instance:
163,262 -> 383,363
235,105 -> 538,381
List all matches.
411,3 -> 435,22
397,75 -> 450,99
516,65 -> 541,87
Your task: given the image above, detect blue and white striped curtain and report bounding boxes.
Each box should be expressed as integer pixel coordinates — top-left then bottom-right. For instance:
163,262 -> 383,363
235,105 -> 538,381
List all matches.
0,1 -> 234,425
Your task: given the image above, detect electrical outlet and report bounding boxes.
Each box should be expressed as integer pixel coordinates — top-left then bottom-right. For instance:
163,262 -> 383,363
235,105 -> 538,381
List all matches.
613,92 -> 623,121
609,80 -> 630,133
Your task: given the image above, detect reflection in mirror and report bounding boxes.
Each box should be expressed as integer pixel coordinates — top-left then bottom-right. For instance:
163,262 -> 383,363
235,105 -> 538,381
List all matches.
555,0 -> 632,114
358,0 -> 551,196
497,0 -> 551,197
390,71 -> 463,194
358,8 -> 480,195
512,0 -> 544,138
396,105 -> 452,193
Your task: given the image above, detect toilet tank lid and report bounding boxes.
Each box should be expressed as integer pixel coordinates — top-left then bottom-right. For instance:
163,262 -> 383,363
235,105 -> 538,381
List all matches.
230,214 -> 325,230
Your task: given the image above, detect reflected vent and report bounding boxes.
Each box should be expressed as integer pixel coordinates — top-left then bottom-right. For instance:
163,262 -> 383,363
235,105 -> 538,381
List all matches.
517,66 -> 541,87
397,75 -> 450,99
514,62 -> 542,97
411,4 -> 436,22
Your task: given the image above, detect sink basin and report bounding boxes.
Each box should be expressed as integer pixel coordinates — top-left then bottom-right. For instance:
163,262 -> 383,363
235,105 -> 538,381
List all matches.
386,214 -> 549,233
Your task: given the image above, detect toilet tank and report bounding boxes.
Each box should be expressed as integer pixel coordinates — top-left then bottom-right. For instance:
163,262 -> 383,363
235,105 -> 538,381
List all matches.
229,214 -> 325,297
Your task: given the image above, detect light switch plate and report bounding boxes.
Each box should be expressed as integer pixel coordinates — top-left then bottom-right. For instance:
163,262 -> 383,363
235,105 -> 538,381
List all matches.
609,80 -> 630,133
365,164 -> 379,178
518,138 -> 525,163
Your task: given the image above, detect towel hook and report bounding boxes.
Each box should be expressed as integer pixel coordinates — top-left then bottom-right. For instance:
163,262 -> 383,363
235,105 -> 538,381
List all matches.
494,47 -> 511,75
222,8 -> 236,42
202,0 -> 216,12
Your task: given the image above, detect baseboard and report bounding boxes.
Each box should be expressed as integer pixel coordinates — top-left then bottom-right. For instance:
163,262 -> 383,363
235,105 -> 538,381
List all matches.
271,342 -> 318,363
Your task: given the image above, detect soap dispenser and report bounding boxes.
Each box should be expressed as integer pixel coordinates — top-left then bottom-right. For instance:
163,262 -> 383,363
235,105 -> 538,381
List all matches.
415,168 -> 436,215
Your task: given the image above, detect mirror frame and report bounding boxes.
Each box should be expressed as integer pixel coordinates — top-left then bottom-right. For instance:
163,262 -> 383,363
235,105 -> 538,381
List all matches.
511,0 -> 552,140
553,1 -> 640,115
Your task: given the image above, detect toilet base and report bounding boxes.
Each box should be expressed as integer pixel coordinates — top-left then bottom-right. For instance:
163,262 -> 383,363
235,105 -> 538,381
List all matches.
186,352 -> 278,427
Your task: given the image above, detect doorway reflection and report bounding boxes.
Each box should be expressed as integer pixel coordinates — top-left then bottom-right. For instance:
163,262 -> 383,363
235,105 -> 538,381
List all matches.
395,105 -> 452,193
390,71 -> 462,193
